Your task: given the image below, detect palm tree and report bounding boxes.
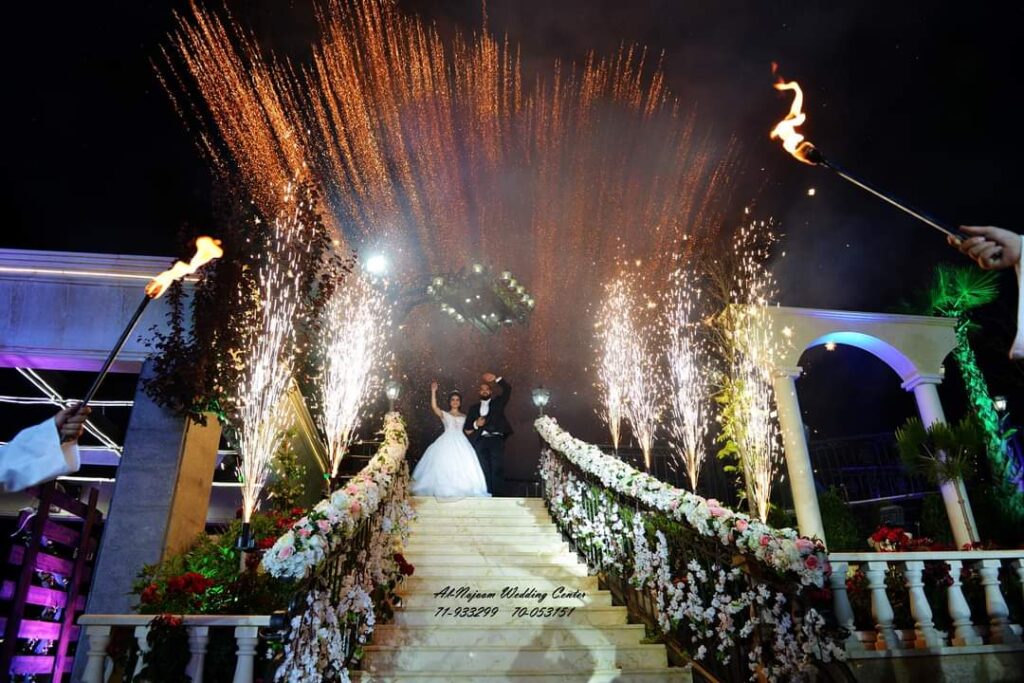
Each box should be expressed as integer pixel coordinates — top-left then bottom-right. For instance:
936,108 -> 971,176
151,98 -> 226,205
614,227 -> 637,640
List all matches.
920,265 -> 1024,525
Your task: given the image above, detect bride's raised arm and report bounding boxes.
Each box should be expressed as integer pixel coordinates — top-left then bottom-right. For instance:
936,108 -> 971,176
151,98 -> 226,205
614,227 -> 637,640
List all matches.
429,380 -> 444,419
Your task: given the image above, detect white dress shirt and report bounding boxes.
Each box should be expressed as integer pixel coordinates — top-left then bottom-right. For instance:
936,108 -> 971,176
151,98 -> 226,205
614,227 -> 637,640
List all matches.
0,417 -> 81,493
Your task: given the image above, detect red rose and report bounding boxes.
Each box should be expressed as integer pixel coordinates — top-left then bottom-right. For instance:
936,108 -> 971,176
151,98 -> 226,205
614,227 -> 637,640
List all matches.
167,576 -> 186,593
140,583 -> 159,604
258,536 -> 277,550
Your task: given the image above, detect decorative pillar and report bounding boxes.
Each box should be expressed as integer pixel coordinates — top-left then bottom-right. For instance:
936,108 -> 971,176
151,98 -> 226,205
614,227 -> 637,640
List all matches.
772,367 -> 825,542
902,560 -> 942,648
901,373 -> 979,548
233,626 -> 261,683
828,560 -> 861,650
865,560 -> 898,650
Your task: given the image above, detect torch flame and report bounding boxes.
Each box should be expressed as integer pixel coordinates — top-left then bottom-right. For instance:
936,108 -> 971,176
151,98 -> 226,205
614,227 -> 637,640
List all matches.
145,236 -> 224,298
770,65 -> 817,164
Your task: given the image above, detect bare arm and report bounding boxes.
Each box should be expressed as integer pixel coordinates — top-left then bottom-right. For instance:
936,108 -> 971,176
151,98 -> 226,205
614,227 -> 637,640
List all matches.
430,381 -> 443,419
949,226 -> 1022,270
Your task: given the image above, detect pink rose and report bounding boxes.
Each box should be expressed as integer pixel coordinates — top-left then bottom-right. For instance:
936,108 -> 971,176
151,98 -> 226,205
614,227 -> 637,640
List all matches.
298,527 -> 311,538
795,538 -> 815,554
735,519 -> 749,533
349,501 -> 362,515
317,519 -> 331,533
278,545 -> 294,559
759,535 -> 771,547
804,554 -> 819,570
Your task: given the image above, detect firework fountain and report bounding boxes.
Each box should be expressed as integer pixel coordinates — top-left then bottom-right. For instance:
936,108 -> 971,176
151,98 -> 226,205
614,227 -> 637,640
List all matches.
160,0 -> 741,433
317,274 -> 393,480
595,279 -> 632,451
664,271 -> 710,491
722,222 -> 785,523
233,187 -> 307,547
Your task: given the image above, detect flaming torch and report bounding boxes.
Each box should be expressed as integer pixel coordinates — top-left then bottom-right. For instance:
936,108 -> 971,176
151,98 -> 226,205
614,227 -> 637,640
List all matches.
68,237 -> 223,425
769,67 -> 994,253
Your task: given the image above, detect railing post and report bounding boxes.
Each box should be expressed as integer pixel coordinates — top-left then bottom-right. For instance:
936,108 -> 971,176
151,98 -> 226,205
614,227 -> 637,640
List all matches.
902,561 -> 943,648
133,625 -> 151,677
979,559 -> 1021,644
1014,559 -> 1024,605
81,624 -> 111,683
187,625 -> 210,683
828,561 -> 861,650
865,560 -> 899,650
946,560 -> 982,646
232,625 -> 260,683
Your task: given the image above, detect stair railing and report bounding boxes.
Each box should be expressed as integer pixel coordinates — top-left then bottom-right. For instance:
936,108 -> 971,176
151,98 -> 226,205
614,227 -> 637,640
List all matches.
536,415 -> 851,683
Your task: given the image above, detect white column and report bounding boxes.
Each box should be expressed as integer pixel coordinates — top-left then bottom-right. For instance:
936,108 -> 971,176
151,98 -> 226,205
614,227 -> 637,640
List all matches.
902,373 -> 979,548
81,625 -> 111,683
772,367 -> 825,542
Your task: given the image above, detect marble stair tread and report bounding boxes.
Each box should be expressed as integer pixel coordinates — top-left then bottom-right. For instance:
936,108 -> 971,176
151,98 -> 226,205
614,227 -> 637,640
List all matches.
403,552 -> 583,566
353,668 -> 692,683
405,540 -> 571,553
371,624 -> 646,647
396,592 -> 612,608
411,521 -> 556,531
398,576 -> 599,592
393,605 -> 628,626
361,643 -> 669,672
410,565 -> 590,579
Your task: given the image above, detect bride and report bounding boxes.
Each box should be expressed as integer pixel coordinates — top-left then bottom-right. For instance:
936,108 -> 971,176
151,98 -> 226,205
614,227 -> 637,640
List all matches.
410,381 -> 490,498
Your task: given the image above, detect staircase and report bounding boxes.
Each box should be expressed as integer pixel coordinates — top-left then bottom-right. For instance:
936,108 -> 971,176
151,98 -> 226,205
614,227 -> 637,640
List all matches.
357,496 -> 691,682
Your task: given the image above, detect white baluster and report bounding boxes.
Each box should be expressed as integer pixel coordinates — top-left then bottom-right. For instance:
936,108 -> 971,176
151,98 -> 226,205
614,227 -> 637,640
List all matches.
81,625 -> 112,683
903,560 -> 943,648
232,625 -> 260,683
828,561 -> 861,649
187,625 -> 210,683
979,559 -> 1021,644
133,625 -> 151,677
946,560 -> 982,646
1015,559 -> 1024,605
866,560 -> 898,650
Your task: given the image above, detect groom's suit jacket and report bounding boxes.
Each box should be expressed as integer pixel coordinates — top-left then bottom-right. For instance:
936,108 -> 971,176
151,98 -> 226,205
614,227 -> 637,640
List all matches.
464,378 -> 514,442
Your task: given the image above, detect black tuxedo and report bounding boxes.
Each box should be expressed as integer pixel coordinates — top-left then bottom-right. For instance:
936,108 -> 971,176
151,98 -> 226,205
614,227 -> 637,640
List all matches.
464,378 -> 512,496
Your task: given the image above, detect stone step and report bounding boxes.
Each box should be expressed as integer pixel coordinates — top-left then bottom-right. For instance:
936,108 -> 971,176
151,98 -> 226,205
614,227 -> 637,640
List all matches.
362,644 -> 668,673
403,551 -> 582,567
397,590 -> 611,608
392,605 -> 628,627
409,524 -> 557,532
353,668 -> 692,683
411,497 -> 547,511
409,530 -> 565,543
411,564 -> 589,579
413,510 -> 554,521
404,539 -> 571,554
398,576 -> 599,594
371,623 -> 647,648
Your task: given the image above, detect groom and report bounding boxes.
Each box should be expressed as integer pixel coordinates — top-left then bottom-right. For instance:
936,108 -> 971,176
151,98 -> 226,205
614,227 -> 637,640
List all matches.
464,372 -> 513,497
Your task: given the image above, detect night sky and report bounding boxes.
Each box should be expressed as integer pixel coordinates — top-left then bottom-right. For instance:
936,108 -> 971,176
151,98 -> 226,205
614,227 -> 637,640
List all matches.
4,1 -> 1022,440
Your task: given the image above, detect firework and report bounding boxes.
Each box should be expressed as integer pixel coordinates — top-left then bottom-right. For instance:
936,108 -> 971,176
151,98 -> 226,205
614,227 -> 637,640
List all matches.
233,188 -> 305,526
722,221 -> 784,523
161,0 -> 740,404
664,271 -> 710,490
318,274 -> 393,478
596,279 -> 631,451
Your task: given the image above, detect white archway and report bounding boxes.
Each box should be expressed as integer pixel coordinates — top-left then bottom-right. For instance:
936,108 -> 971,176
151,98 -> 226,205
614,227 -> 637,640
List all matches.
764,306 -> 978,548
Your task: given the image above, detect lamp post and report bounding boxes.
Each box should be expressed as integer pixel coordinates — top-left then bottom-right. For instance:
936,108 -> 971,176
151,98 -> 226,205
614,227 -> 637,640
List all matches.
993,395 -> 1008,414
531,386 -> 551,415
385,380 -> 402,412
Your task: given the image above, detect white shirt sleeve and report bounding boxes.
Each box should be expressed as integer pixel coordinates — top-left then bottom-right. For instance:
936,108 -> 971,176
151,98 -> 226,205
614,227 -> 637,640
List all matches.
1013,235 -> 1024,360
0,417 -> 81,494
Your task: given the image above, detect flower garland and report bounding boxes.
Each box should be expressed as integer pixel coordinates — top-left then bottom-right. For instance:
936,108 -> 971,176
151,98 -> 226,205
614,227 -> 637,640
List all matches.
536,415 -> 829,586
263,412 -> 413,580
270,413 -> 414,681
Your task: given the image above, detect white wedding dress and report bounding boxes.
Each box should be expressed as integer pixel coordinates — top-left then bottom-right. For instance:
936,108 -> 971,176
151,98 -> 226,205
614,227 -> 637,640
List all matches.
411,412 -> 490,497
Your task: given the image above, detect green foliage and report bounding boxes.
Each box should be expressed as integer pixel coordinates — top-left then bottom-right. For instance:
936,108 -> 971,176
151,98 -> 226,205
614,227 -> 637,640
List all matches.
926,264 -> 999,318
895,415 -> 983,486
817,488 -> 864,551
133,509 -> 303,616
919,494 -> 954,546
265,429 -> 308,513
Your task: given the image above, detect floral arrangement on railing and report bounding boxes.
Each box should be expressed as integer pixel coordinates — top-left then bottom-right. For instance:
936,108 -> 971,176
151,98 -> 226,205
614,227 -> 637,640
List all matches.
263,412 -> 413,580
535,416 -> 828,584
270,412 -> 415,682
537,416 -> 845,682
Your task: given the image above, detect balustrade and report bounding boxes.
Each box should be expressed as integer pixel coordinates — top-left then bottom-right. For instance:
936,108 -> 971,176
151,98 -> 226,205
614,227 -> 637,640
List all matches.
828,550 -> 1024,654
77,614 -> 273,683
